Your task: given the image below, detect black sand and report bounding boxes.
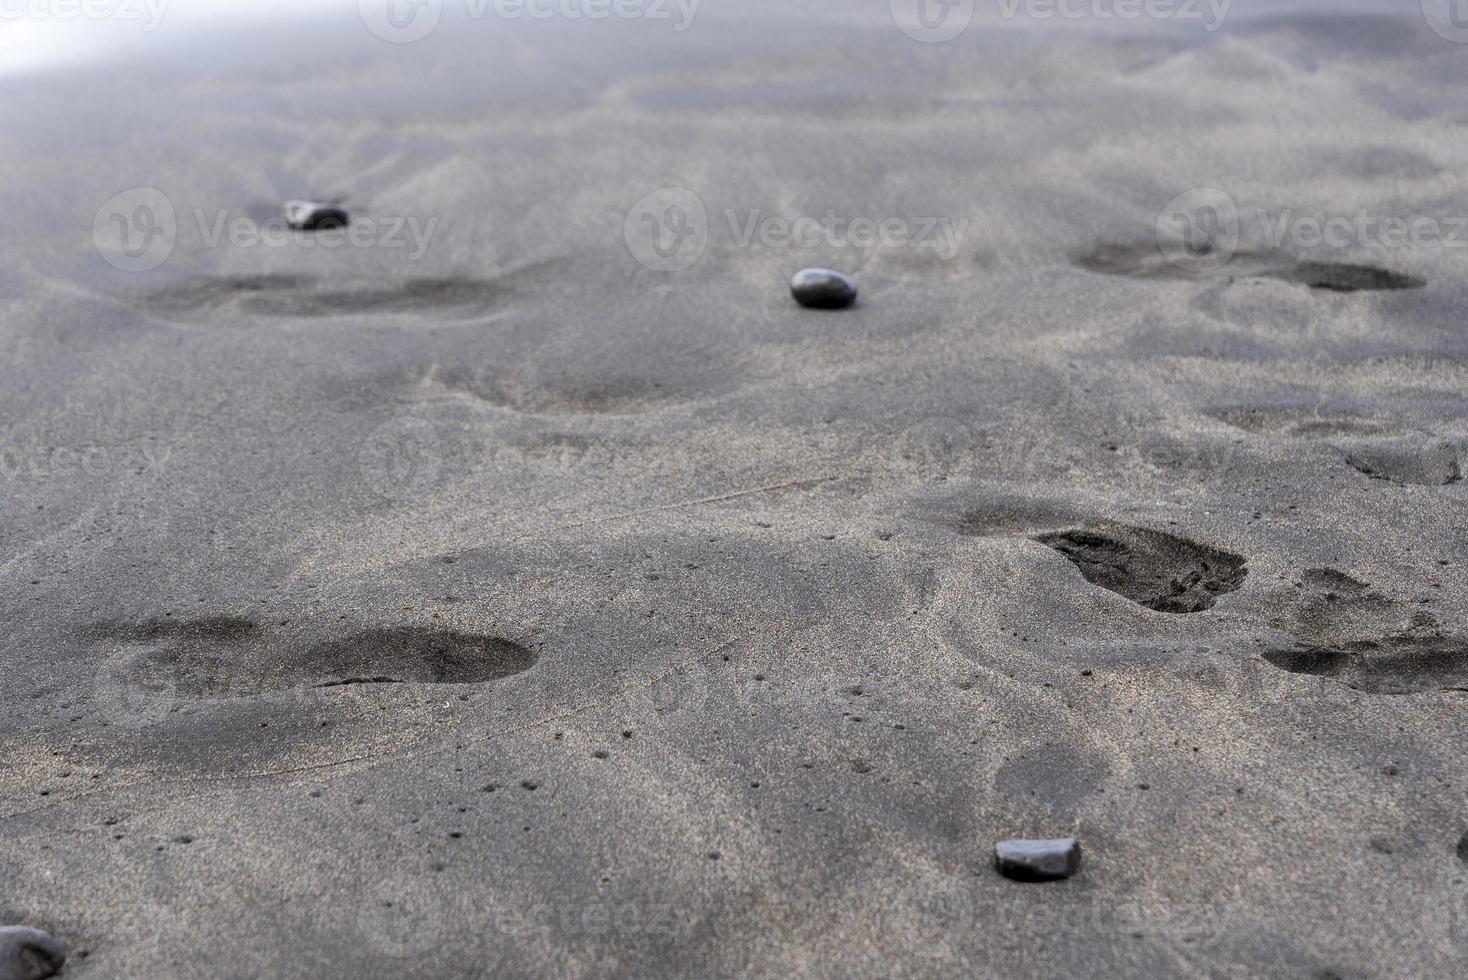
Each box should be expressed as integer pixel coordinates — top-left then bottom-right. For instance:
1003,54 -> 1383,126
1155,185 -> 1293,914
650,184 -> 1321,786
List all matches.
2,2 -> 1467,977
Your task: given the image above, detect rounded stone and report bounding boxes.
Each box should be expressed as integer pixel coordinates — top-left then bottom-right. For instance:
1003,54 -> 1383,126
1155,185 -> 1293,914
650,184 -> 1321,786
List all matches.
284,200 -> 350,231
790,268 -> 857,310
993,837 -> 1082,882
0,926 -> 67,980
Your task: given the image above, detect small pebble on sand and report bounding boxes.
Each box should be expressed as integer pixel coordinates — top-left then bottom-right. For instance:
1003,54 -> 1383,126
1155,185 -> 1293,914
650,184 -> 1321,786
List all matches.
791,268 -> 857,309
284,201 -> 349,231
994,837 -> 1082,882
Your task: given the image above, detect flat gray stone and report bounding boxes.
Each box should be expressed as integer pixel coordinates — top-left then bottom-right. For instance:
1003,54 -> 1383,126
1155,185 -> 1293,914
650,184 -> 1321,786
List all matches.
284,200 -> 350,231
0,927 -> 66,980
994,838 -> 1082,882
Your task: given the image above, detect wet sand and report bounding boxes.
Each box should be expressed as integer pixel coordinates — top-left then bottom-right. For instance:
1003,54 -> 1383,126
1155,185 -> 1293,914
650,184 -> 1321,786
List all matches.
2,2 -> 1467,976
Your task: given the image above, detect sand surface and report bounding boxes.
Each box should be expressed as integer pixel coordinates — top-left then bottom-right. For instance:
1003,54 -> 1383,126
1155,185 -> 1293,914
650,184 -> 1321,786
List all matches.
2,1 -> 1467,976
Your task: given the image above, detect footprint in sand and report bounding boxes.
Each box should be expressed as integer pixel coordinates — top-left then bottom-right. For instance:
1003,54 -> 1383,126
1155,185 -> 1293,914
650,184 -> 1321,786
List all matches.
1262,636 -> 1468,695
133,274 -> 510,323
89,616 -> 538,726
1073,242 -> 1424,293
1032,522 -> 1248,614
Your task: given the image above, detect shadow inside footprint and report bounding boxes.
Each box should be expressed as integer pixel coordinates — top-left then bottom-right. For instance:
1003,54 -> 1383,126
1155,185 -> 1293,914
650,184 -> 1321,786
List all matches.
1340,439 -> 1461,487
1074,243 -> 1424,293
299,629 -> 537,687
1267,262 -> 1425,293
1034,523 -> 1247,614
90,617 -> 538,698
1263,636 -> 1468,694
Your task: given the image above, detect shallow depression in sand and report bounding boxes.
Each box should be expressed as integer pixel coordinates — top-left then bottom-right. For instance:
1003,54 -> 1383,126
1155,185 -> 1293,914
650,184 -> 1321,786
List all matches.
90,617 -> 538,698
135,274 -> 509,320
1034,523 -> 1248,614
1262,636 -> 1468,695
1073,243 -> 1425,293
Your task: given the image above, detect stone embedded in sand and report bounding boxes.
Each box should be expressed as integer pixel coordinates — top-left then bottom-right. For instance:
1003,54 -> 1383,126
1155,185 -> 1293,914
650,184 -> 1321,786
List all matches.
994,838 -> 1082,882
284,201 -> 349,231
790,268 -> 857,309
0,926 -> 66,980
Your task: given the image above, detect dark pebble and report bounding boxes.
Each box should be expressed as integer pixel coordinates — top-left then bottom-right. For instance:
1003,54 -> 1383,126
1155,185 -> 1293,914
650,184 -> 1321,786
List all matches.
790,268 -> 857,310
284,200 -> 349,231
0,926 -> 66,980
994,837 -> 1082,882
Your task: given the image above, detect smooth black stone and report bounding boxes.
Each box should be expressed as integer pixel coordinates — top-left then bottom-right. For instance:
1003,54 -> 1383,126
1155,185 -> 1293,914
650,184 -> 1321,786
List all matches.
790,268 -> 857,309
994,837 -> 1082,882
284,200 -> 350,231
0,926 -> 66,980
